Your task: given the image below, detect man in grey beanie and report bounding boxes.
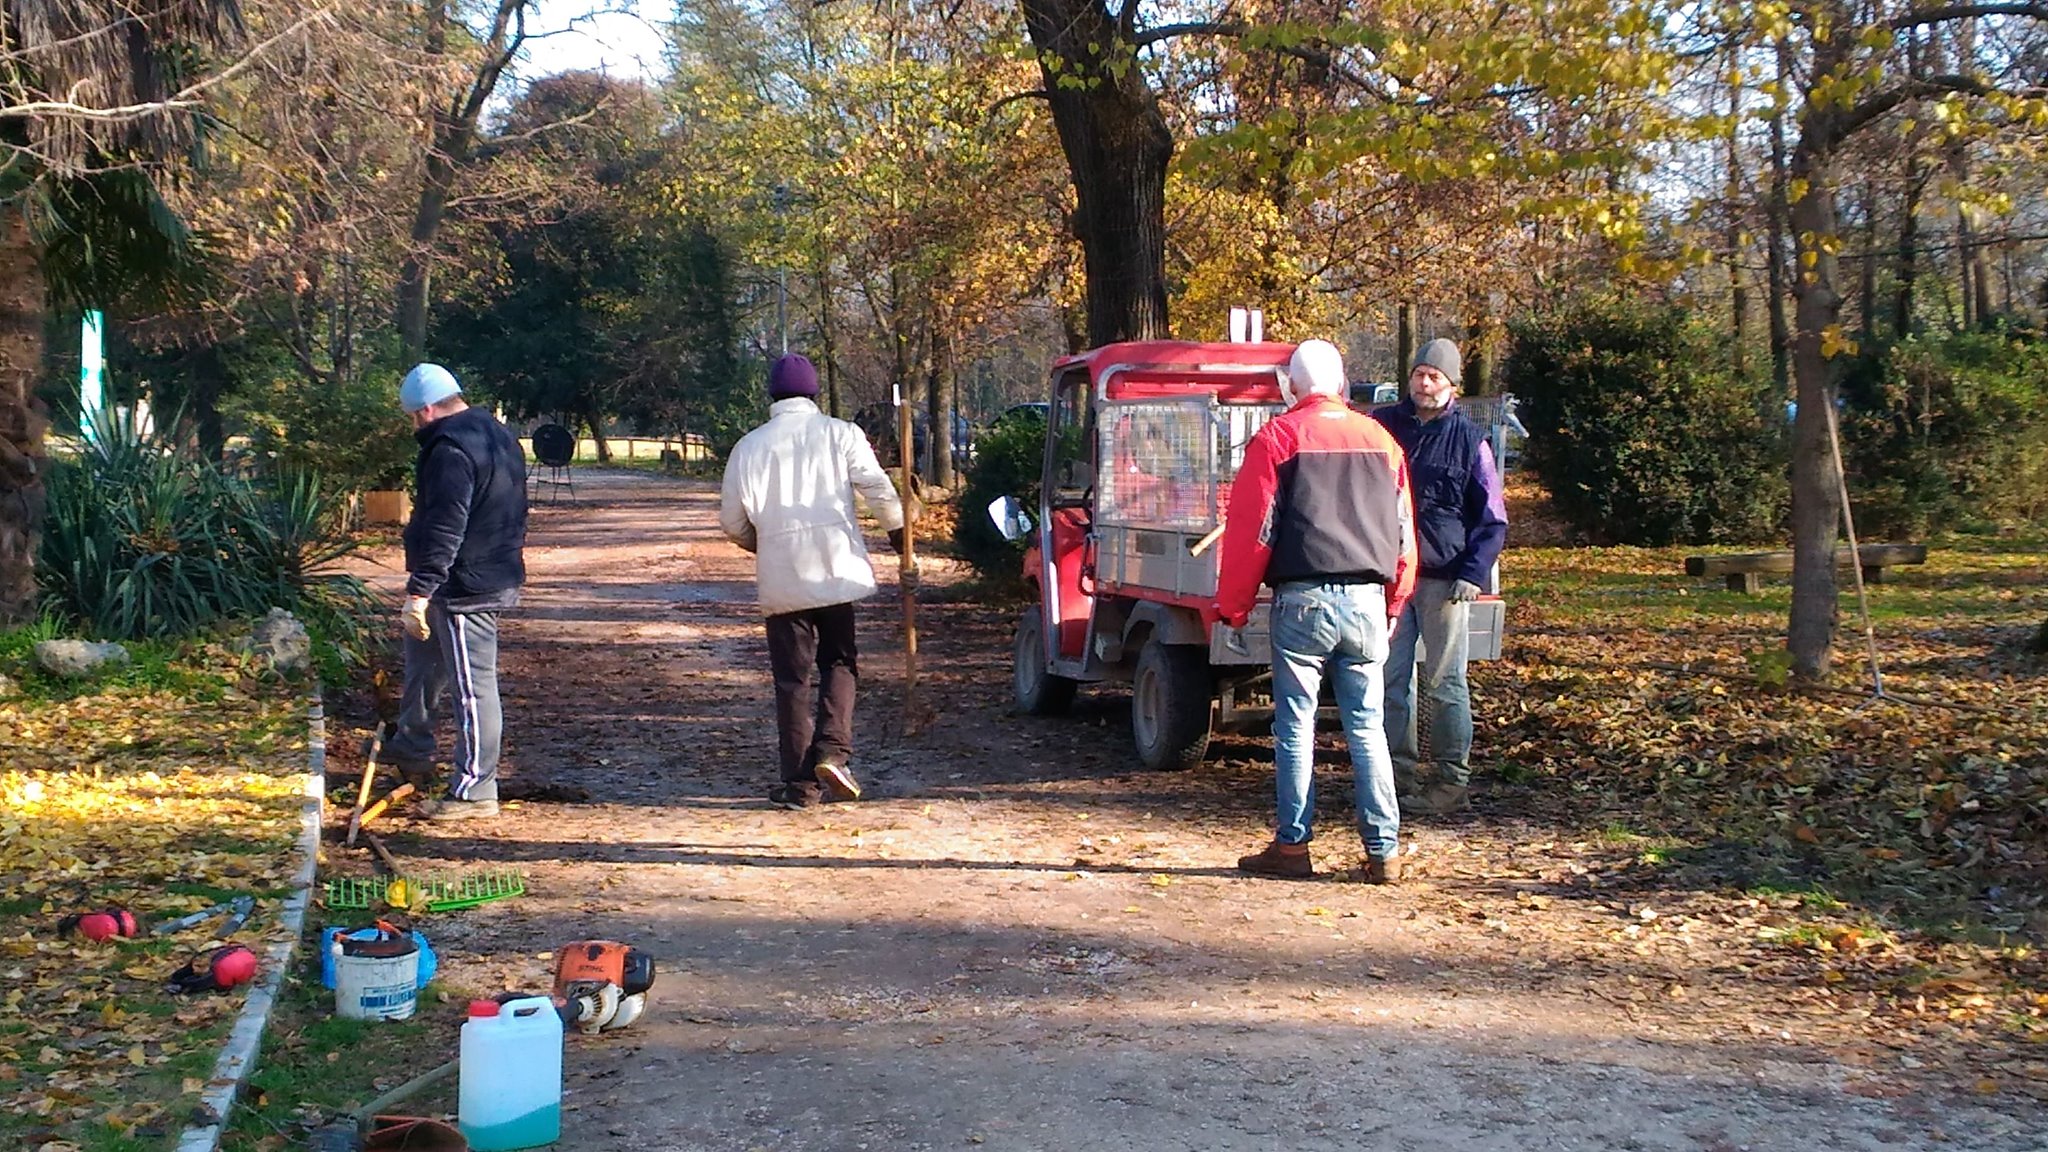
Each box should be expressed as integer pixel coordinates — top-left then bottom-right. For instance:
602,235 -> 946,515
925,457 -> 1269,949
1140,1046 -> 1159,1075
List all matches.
1370,338 -> 1508,814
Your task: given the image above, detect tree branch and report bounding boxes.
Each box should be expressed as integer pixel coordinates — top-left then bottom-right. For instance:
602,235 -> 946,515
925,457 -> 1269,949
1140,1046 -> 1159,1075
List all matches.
1889,4 -> 2048,30
1829,73 -> 1995,145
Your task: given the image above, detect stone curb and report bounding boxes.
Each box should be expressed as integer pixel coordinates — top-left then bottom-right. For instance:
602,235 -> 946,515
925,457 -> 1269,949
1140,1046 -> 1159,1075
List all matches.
173,692 -> 327,1152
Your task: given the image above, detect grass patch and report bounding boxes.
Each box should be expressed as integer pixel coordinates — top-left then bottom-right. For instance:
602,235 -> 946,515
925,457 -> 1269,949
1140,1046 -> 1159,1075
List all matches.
0,631 -> 309,1152
1483,531 -> 2048,938
221,919 -> 476,1152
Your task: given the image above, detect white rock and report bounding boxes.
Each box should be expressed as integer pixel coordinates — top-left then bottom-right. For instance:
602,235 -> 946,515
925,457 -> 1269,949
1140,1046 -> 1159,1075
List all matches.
247,608 -> 312,674
33,639 -> 131,679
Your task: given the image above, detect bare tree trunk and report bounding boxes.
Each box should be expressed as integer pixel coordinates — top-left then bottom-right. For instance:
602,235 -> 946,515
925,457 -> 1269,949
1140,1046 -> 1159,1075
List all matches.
1464,314 -> 1494,396
928,324 -> 957,490
578,401 -> 611,463
816,253 -> 841,418
1859,184 -> 1878,341
1766,72 -> 1793,394
1396,302 -> 1416,382
1787,146 -> 1846,681
1896,157 -> 1922,336
0,212 -> 49,625
1727,58 -> 1750,372
397,0 -> 530,360
1020,0 -> 1172,345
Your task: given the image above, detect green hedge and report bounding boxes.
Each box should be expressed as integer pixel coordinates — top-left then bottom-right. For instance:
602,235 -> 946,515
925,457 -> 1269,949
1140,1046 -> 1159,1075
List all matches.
951,414 -> 1045,584
1838,331 -> 2048,538
1505,299 -> 1786,546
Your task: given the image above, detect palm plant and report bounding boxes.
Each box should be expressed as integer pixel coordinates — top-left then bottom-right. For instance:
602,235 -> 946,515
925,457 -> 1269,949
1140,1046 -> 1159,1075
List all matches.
1,0 -> 243,626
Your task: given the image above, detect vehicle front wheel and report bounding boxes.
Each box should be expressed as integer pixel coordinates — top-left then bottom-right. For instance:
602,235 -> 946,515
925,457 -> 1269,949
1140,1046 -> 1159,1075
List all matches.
1014,605 -> 1078,716
1131,638 -> 1213,771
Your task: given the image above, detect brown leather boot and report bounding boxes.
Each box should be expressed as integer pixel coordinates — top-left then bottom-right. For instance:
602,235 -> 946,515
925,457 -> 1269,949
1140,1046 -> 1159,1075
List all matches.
1362,854 -> 1403,885
1237,839 -> 1314,879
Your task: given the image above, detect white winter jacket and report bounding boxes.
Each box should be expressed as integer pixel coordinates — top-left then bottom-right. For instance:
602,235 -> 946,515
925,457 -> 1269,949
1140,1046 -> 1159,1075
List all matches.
720,398 -> 906,616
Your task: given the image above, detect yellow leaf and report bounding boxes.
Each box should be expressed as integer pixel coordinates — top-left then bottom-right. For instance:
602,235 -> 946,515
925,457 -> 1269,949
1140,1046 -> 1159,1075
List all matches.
127,1045 -> 147,1067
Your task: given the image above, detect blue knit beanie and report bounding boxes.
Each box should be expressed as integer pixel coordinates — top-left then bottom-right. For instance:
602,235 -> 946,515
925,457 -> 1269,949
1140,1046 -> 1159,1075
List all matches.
400,363 -> 461,413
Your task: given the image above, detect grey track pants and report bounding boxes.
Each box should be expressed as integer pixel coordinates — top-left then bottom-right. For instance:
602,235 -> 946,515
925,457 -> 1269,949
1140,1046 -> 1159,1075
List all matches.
388,601 -> 503,802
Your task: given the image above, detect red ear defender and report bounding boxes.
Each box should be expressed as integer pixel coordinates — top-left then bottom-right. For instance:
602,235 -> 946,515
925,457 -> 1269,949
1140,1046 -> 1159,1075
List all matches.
166,945 -> 259,994
57,906 -> 140,942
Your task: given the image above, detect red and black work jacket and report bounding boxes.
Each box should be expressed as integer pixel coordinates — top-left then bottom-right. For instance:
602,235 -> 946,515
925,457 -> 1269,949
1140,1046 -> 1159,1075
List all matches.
1212,393 -> 1417,627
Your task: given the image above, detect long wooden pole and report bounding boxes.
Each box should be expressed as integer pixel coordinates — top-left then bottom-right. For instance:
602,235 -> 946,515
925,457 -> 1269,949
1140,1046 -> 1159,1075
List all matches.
896,384 -> 920,734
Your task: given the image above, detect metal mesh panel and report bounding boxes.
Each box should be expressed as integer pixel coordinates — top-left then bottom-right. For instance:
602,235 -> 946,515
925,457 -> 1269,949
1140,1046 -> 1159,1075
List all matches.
1096,401 -> 1214,530
1096,401 -> 1282,530
1216,405 -> 1278,478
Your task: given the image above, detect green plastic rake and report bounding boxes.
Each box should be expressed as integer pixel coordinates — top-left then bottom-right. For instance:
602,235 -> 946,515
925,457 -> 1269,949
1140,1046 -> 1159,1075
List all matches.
323,871 -> 526,912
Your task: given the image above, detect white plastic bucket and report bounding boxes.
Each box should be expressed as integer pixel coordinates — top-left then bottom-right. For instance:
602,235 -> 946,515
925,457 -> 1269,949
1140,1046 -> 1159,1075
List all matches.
332,935 -> 420,1021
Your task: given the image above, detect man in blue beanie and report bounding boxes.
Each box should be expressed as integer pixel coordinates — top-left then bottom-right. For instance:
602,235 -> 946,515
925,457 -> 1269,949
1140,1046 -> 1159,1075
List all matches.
720,353 -> 906,808
387,363 -> 529,821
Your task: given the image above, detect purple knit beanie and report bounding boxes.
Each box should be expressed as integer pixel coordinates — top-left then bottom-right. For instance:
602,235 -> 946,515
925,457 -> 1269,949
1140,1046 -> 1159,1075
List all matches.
768,354 -> 820,399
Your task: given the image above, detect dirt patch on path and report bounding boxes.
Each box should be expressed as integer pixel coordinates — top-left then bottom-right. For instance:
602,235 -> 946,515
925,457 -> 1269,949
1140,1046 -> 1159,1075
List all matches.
328,470 -> 2043,1151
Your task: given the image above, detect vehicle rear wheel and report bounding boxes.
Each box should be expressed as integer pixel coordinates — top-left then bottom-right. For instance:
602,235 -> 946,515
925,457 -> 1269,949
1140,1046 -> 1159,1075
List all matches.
1014,605 -> 1078,716
1131,638 -> 1213,771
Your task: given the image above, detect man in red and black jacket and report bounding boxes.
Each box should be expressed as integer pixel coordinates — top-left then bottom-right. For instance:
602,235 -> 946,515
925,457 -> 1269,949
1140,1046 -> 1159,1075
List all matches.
1214,339 -> 1417,884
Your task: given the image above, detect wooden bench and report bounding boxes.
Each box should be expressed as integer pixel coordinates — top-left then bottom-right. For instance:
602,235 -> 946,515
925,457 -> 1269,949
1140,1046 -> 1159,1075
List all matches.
1684,544 -> 1928,594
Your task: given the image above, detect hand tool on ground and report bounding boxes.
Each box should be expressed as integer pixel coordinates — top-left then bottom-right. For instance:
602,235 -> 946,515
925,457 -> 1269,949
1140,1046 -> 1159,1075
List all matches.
361,831 -> 405,878
346,723 -> 392,847
356,783 -> 415,831
151,894 -> 256,939
551,940 -> 655,1034
324,871 -> 526,913
305,1059 -> 461,1152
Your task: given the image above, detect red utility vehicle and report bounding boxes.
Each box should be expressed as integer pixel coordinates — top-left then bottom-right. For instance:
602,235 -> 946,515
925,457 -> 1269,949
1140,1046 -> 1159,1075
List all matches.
989,340 -> 1503,771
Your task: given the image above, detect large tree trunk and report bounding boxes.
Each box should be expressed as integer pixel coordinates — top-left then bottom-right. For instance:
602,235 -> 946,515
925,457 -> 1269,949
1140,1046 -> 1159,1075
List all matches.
396,0 -> 528,361
0,213 -> 49,625
1020,0 -> 1172,345
1787,144 -> 1846,681
396,153 -> 454,359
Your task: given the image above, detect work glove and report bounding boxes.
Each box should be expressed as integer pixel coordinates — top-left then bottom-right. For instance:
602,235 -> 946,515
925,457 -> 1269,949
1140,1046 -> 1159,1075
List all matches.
401,595 -> 432,641
1449,579 -> 1483,603
899,565 -> 921,594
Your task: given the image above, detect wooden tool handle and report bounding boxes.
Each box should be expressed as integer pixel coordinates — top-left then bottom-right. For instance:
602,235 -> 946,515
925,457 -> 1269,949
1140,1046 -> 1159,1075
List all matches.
1188,524 -> 1226,557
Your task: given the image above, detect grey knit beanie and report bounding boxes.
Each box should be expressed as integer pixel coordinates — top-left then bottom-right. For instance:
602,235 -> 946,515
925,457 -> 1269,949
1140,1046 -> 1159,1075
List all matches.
1411,338 -> 1463,387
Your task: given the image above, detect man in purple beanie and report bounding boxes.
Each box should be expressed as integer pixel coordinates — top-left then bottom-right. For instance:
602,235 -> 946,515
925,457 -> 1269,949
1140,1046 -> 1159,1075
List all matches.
720,354 -> 907,808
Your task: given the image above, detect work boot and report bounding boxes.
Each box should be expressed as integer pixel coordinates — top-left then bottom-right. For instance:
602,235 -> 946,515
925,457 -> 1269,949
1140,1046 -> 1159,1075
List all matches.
1237,839 -> 1314,879
1362,854 -> 1403,885
768,782 -> 822,810
814,762 -> 862,802
416,795 -> 498,821
1404,782 -> 1470,816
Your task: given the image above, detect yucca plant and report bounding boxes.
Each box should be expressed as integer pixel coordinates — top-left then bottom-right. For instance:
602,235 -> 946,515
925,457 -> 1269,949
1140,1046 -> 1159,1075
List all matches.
38,406 -> 374,647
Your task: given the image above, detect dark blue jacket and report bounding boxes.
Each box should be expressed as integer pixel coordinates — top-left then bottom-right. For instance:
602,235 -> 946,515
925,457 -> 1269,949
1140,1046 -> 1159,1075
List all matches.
404,406 -> 528,611
1370,399 -> 1507,588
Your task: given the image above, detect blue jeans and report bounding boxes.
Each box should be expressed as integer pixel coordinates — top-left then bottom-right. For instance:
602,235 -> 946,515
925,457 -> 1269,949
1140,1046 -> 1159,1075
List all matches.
1269,581 -> 1399,860
1386,577 -> 1472,788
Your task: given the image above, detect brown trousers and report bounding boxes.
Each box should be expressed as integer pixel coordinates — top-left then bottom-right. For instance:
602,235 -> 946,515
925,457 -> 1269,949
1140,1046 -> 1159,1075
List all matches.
765,602 -> 859,783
